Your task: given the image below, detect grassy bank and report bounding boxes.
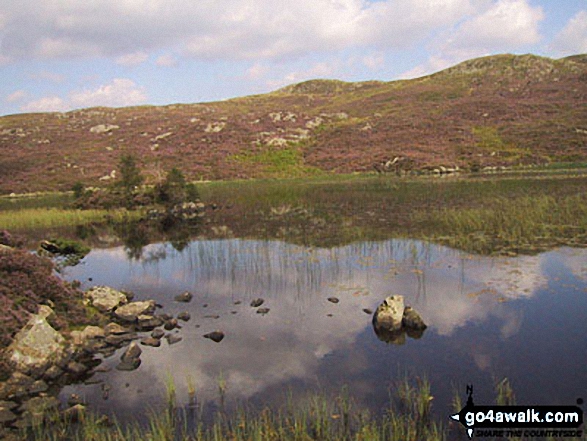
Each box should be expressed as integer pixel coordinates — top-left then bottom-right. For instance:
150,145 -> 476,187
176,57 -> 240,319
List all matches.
2,171 -> 587,255
0,208 -> 143,231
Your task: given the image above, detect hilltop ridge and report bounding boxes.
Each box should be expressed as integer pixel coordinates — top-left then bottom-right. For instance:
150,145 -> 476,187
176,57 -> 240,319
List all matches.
0,53 -> 585,194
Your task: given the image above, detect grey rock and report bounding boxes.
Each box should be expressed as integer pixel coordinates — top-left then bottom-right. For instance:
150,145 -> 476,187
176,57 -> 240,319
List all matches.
104,322 -> 131,335
177,311 -> 191,322
66,361 -> 89,376
43,365 -> 63,381
104,333 -> 137,346
85,286 -> 127,312
203,331 -> 224,343
327,297 -> 340,304
90,124 -> 119,134
373,295 -> 405,332
137,314 -> 163,330
140,337 -> 161,347
164,318 -> 179,330
256,308 -> 270,315
175,292 -> 193,302
250,298 -> 264,307
114,301 -> 156,322
0,400 -> 18,410
28,380 -> 48,394
165,334 -> 182,345
121,342 -> 142,361
7,305 -> 66,373
151,329 -> 165,339
0,408 -> 17,424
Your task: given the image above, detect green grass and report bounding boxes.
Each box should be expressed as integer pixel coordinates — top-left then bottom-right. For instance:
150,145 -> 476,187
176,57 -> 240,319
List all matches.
18,376 -> 584,440
0,208 -> 143,231
19,377 -> 444,441
229,143 -> 323,178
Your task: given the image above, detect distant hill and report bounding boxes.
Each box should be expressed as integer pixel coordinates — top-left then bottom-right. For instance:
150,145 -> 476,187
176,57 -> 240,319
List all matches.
0,53 -> 586,194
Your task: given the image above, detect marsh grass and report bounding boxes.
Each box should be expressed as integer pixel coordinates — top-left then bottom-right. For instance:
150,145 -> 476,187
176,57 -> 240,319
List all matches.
419,193 -> 587,254
0,208 -> 142,230
20,377 -> 446,441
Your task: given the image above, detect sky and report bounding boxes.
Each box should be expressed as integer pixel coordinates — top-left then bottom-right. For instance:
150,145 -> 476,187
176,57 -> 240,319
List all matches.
0,0 -> 585,116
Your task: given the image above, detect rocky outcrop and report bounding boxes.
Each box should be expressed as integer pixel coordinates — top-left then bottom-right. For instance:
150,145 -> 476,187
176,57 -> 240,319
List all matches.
89,124 -> 119,134
372,295 -> 427,344
113,301 -> 156,323
7,306 -> 66,374
85,286 -> 128,312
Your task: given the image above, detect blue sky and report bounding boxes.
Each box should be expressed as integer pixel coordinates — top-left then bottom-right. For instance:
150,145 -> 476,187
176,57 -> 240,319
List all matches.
0,0 -> 585,116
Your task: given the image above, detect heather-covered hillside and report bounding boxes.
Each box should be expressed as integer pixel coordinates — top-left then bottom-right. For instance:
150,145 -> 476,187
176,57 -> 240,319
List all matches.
0,53 -> 586,194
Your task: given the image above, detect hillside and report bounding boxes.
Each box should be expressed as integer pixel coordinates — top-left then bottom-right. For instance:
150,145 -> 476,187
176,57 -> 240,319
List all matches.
0,53 -> 586,194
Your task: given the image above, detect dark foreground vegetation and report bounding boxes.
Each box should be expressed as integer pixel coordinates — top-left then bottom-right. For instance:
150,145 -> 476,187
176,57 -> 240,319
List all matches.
12,377 -> 584,441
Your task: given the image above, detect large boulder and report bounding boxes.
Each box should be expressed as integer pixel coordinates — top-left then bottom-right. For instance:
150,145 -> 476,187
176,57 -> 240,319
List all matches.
85,286 -> 128,312
7,306 -> 66,374
373,295 -> 405,332
372,296 -> 427,344
113,301 -> 156,323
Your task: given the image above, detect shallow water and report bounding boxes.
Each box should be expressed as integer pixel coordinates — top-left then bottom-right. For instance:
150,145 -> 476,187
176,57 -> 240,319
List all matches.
61,239 -> 587,422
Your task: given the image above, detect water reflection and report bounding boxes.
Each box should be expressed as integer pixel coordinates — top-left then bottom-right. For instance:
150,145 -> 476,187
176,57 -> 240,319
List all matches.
62,240 -> 587,420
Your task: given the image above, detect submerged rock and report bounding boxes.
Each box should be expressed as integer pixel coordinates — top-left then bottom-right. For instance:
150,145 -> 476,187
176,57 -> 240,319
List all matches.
165,334 -> 182,345
177,311 -> 191,322
256,308 -> 270,315
175,292 -> 193,303
327,297 -> 340,304
250,298 -> 264,307
203,331 -> 225,343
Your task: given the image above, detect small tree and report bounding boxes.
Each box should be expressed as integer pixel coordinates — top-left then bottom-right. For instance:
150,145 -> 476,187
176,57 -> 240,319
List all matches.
118,154 -> 143,207
157,167 -> 187,207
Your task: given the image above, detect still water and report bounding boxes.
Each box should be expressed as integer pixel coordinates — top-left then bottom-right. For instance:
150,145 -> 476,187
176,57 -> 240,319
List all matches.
61,239 -> 587,421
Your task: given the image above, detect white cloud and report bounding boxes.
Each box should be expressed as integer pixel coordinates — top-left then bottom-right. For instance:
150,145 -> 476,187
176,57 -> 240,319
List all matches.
5,89 -> 27,103
550,10 -> 587,56
399,0 -> 545,81
20,78 -> 147,113
21,96 -> 67,113
69,78 -> 147,108
441,0 -> 544,58
155,54 -> 177,67
0,0 -> 473,63
116,51 -> 149,66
